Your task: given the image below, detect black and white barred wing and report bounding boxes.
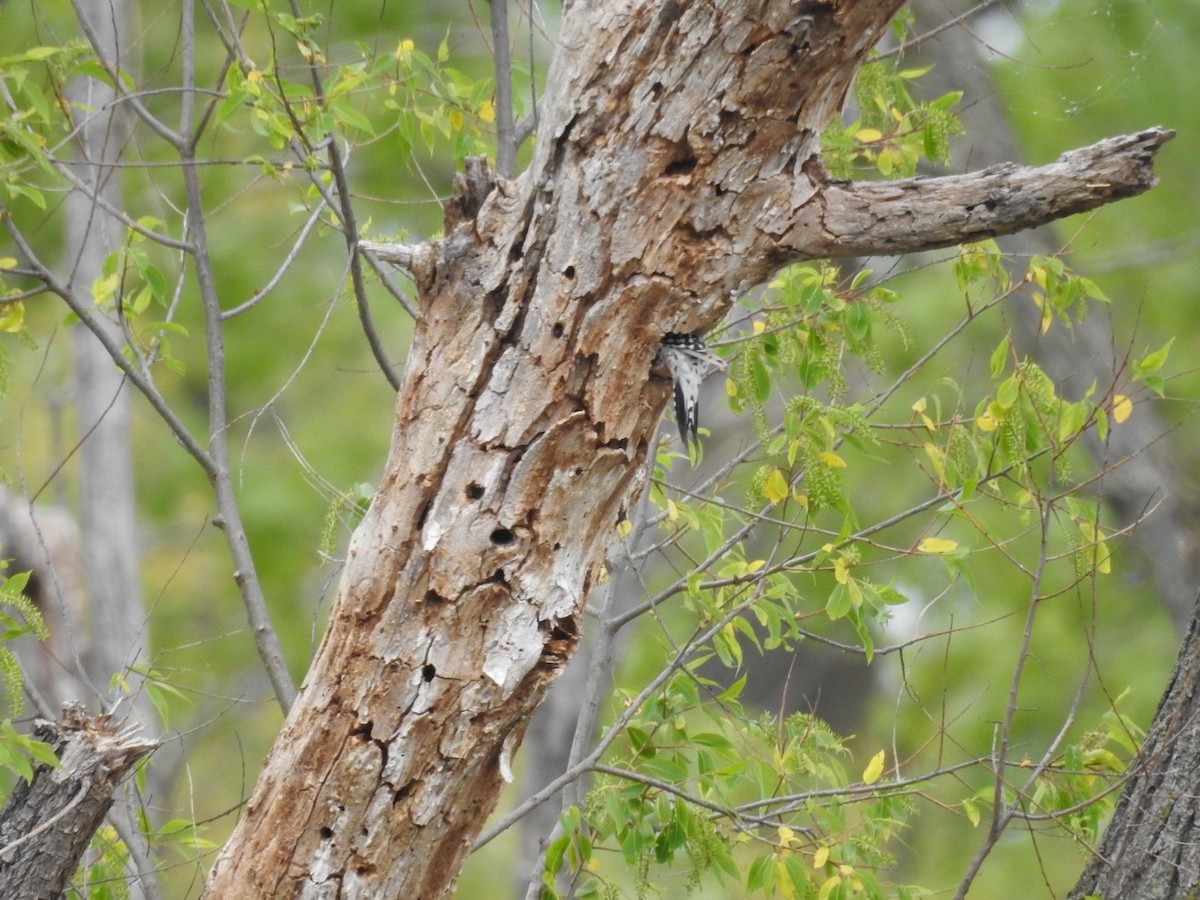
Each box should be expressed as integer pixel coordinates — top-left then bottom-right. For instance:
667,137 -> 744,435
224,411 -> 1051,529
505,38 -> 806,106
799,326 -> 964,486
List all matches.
661,333 -> 724,445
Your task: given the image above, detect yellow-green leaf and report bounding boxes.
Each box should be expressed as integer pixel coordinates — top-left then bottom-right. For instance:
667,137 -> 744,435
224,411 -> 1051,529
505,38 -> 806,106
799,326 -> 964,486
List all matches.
975,410 -> 998,432
856,127 -> 883,143
25,46 -> 62,61
0,300 -> 24,333
1113,394 -> 1133,424
817,874 -> 841,900
764,467 -> 789,505
478,100 -> 495,123
819,451 -> 846,469
917,537 -> 958,555
963,797 -> 981,828
813,846 -> 829,869
863,749 -> 885,785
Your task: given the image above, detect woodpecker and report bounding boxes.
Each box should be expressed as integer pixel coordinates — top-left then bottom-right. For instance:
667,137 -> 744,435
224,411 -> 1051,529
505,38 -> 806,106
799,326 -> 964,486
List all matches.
660,332 -> 725,445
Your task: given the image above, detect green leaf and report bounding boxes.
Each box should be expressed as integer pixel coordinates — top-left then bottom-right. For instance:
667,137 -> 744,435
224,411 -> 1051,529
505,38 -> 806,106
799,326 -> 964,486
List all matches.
1134,338 -> 1173,380
990,336 -> 1010,378
749,351 -> 771,403
746,853 -> 774,892
995,375 -> 1020,410
826,583 -> 851,620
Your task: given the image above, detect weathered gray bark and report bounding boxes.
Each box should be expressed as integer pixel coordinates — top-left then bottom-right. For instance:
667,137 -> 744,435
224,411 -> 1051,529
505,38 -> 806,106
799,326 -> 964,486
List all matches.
0,704 -> 157,899
205,2 -> 1172,896
1069,598 -> 1200,898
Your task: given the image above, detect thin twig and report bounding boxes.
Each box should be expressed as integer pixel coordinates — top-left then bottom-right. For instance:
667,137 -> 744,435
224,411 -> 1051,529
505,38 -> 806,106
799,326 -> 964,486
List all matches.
281,0 -> 400,388
179,0 -> 297,712
876,0 -> 1010,61
221,197 -> 328,319
953,499 -> 1053,899
1,215 -> 217,479
488,0 -> 517,178
68,0 -> 184,149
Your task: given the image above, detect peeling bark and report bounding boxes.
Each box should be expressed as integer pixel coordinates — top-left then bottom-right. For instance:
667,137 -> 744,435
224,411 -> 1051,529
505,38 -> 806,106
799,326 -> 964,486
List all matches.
205,2 -> 1173,896
0,705 -> 157,898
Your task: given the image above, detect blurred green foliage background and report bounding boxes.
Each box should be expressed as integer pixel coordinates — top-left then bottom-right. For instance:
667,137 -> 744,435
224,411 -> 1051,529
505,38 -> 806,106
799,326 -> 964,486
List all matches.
1,1 -> 1197,896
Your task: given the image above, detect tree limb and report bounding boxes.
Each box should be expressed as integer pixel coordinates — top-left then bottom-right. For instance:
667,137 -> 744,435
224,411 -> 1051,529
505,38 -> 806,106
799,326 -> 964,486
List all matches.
801,128 -> 1175,259
359,239 -> 439,294
0,705 -> 158,899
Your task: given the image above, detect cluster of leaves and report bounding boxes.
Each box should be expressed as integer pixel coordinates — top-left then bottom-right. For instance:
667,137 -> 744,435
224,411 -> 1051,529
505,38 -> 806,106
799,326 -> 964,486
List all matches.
216,8 -> 500,165
822,58 -> 964,180
0,42 -> 96,209
545,667 -> 913,900
0,563 -> 61,787
0,42 -> 94,338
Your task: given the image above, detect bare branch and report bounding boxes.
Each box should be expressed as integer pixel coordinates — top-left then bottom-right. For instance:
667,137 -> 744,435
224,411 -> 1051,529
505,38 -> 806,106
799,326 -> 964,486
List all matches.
488,0 -> 517,178
802,128 -> 1176,260
222,197 -> 328,320
68,0 -> 184,149
179,0 -> 296,712
2,214 -> 217,479
359,239 -> 438,295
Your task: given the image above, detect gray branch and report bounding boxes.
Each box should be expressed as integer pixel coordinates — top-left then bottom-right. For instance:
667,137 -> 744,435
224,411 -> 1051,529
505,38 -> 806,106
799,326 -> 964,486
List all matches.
800,128 -> 1175,260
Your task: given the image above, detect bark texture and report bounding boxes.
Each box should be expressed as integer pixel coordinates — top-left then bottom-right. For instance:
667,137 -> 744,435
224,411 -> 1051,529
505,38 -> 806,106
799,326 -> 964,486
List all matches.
206,2 -> 1172,896
1070,600 -> 1200,898
0,704 -> 156,898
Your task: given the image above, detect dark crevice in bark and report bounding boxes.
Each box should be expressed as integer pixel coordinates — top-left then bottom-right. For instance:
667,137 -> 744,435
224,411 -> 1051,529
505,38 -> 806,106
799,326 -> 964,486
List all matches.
490,527 -> 516,546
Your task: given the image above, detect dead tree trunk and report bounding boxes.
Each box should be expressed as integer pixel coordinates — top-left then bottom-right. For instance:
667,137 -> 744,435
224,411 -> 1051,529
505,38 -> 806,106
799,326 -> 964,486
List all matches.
0,705 -> 157,898
204,2 -> 1172,896
1069,598 -> 1200,898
